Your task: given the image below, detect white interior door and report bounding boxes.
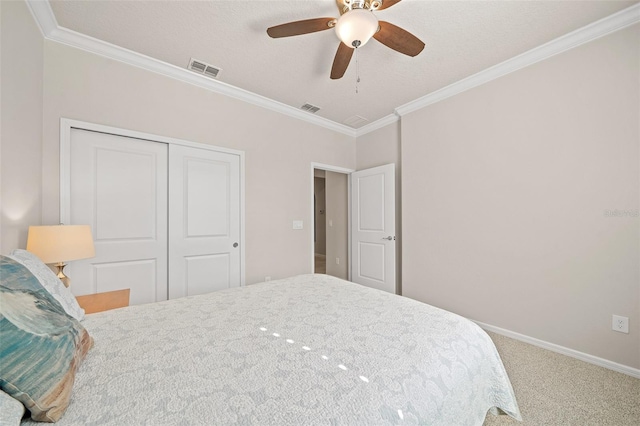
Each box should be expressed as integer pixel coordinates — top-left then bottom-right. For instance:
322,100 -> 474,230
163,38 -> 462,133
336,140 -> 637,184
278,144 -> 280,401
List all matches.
168,144 -> 241,298
351,164 -> 396,293
68,129 -> 168,304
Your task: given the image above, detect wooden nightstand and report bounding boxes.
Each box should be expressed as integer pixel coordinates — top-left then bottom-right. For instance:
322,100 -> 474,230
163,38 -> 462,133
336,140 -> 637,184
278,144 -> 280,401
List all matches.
76,289 -> 130,314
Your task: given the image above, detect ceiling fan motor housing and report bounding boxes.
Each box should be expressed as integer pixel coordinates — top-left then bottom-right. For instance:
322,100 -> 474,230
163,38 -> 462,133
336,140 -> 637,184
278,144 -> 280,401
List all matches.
342,0 -> 383,12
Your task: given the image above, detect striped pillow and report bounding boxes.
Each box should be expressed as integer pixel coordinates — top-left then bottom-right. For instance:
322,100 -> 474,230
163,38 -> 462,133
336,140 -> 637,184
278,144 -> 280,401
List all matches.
0,256 -> 93,422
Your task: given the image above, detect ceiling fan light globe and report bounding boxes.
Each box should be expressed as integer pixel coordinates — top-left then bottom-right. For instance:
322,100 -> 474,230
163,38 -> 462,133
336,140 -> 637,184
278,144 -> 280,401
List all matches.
335,9 -> 378,48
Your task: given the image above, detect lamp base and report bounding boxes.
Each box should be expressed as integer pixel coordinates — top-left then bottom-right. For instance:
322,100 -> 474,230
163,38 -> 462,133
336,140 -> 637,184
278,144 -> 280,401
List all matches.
55,262 -> 70,288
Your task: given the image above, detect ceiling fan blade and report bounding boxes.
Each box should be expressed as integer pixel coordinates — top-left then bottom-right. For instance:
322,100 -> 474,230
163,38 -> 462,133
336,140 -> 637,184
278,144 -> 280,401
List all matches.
373,21 -> 425,57
330,42 -> 354,80
335,0 -> 347,15
376,0 -> 402,11
267,18 -> 336,38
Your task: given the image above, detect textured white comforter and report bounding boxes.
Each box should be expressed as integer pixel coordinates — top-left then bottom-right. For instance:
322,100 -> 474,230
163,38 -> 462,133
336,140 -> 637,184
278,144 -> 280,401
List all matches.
25,274 -> 521,425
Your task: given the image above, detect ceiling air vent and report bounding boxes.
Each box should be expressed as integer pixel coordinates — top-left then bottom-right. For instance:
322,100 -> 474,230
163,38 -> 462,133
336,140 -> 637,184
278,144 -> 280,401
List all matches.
188,58 -> 222,79
301,103 -> 321,114
343,115 -> 369,127
204,65 -> 220,78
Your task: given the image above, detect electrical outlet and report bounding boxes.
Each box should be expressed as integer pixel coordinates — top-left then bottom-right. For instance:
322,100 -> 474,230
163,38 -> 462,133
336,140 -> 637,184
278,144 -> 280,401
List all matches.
265,276 -> 271,282
336,257 -> 340,265
612,315 -> 629,334
292,220 -> 303,230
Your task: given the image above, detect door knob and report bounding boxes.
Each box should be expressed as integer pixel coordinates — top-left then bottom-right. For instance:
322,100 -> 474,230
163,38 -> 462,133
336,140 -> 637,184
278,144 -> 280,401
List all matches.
382,236 -> 395,241
233,242 -> 238,248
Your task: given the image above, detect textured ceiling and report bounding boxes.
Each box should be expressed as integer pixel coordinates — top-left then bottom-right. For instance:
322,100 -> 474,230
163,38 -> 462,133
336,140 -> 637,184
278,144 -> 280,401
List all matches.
49,0 -> 636,128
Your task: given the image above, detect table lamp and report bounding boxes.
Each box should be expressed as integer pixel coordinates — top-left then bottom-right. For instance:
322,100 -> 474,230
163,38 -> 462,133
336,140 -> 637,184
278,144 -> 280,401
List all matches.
26,224 -> 96,288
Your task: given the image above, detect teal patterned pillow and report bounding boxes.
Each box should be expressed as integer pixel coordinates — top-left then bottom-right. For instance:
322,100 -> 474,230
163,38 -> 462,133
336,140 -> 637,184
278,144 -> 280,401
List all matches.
9,249 -> 85,321
0,256 -> 93,422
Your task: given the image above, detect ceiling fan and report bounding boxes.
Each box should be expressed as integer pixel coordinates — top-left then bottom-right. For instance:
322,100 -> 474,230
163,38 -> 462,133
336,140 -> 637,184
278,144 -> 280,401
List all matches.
267,0 -> 425,80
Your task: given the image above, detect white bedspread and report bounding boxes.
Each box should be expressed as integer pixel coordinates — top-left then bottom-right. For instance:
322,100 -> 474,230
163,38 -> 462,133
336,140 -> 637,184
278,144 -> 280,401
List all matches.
25,274 -> 521,425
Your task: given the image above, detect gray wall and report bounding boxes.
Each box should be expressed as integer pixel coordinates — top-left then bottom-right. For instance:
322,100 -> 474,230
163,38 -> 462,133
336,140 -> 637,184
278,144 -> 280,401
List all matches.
1,2 -> 356,284
2,1 -> 637,371
401,24 -> 639,369
1,0 -> 44,253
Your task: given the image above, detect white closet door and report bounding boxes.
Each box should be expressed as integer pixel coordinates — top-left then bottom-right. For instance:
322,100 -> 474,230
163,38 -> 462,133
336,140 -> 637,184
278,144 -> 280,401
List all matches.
68,129 -> 168,304
168,144 -> 241,298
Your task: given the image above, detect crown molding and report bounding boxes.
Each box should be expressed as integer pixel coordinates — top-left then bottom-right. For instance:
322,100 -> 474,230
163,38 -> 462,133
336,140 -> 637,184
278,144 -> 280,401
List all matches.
47,25 -> 358,137
395,2 -> 640,118
25,1 -> 639,139
24,1 -> 357,138
355,113 -> 399,137
25,0 -> 57,36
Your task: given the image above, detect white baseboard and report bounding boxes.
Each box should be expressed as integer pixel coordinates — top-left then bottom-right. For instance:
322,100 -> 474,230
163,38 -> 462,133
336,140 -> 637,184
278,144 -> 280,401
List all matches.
474,320 -> 640,379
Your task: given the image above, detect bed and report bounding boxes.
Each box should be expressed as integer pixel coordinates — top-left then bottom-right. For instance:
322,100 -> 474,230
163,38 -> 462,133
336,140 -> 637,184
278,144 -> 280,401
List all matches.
1,254 -> 521,425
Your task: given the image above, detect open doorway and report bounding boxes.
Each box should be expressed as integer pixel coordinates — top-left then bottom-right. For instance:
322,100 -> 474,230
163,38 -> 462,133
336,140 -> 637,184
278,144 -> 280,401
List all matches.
314,170 -> 327,273
312,164 -> 352,280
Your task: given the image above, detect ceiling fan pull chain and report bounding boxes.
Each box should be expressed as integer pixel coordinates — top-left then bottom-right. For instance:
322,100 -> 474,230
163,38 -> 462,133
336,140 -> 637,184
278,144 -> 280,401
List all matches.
355,48 -> 360,94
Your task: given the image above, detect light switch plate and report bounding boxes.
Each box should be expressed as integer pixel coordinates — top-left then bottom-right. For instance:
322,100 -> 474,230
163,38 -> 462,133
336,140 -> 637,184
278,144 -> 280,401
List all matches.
292,220 -> 303,230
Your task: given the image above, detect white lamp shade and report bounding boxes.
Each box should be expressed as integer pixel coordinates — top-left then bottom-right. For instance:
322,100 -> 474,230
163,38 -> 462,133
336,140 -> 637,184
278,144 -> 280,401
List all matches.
335,9 -> 379,48
26,225 -> 96,264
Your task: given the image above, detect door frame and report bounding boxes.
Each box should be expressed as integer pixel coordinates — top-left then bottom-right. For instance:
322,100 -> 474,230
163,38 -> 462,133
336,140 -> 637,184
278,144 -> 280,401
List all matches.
59,117 -> 246,286
310,162 -> 354,279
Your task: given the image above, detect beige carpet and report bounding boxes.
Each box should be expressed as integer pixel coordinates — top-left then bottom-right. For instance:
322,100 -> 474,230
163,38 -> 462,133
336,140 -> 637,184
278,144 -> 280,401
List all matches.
483,332 -> 640,425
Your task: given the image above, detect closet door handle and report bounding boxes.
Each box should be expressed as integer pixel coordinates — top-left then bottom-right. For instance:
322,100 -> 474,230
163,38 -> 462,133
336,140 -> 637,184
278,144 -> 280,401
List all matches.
233,242 -> 239,248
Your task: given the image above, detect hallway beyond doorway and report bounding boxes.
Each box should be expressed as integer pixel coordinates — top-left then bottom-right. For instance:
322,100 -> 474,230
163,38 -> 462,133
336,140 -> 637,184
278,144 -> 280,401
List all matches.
314,253 -> 326,274
312,165 -> 350,280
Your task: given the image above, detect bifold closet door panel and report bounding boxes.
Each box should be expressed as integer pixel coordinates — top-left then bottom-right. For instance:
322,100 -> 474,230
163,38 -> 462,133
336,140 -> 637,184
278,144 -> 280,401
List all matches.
68,129 -> 169,304
168,144 -> 241,298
